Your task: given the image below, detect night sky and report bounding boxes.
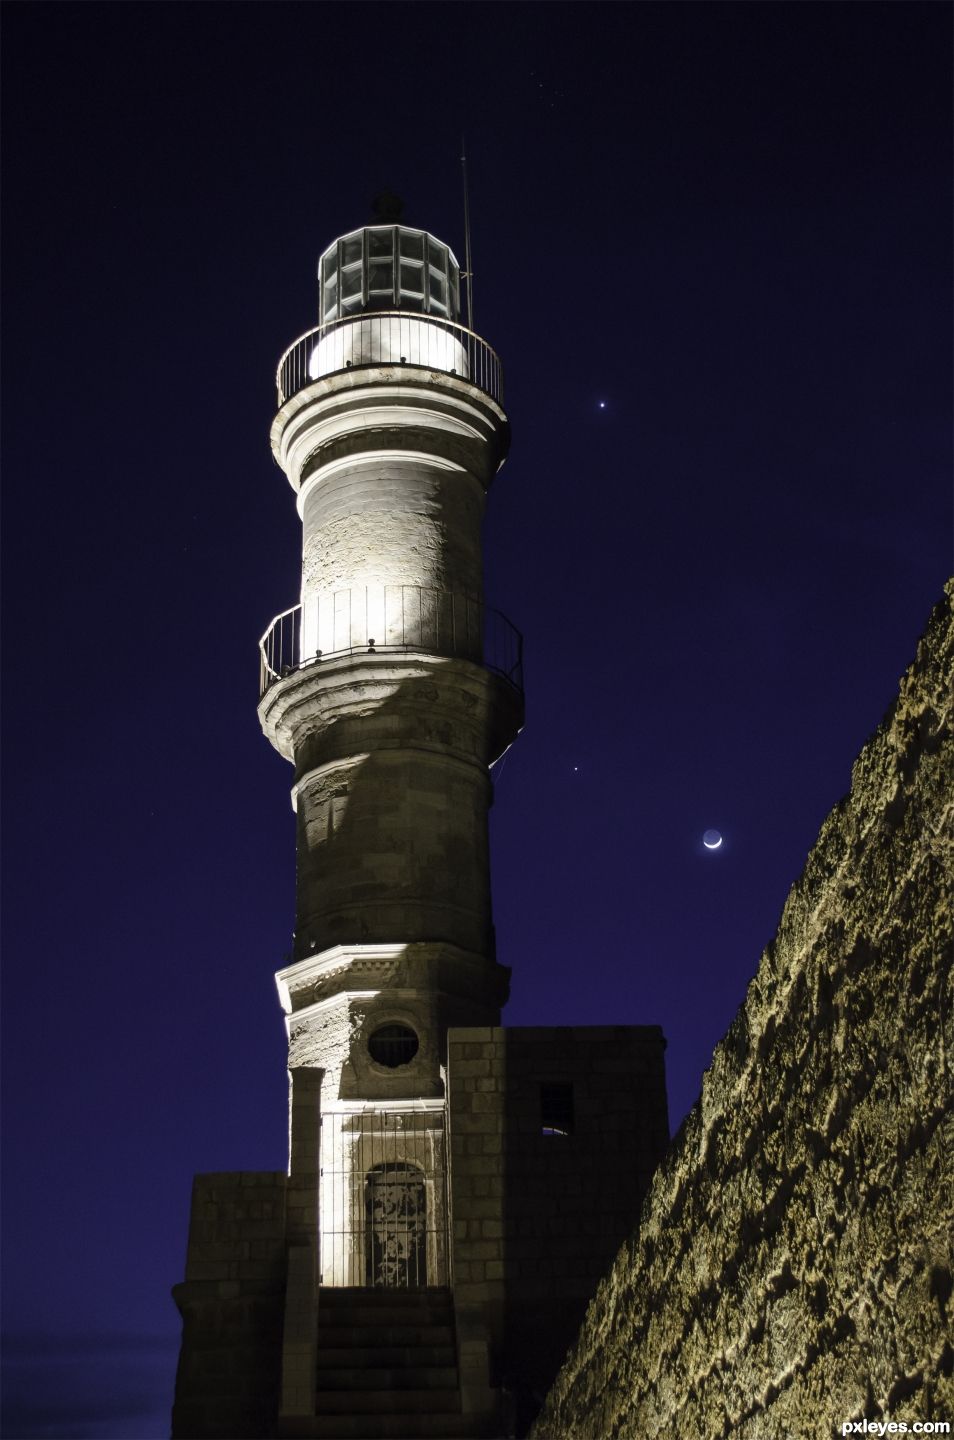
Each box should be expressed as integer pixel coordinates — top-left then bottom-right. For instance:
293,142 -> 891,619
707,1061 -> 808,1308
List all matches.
2,4 -> 951,1436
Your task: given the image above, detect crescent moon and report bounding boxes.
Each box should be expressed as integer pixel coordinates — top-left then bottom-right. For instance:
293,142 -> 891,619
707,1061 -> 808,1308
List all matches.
703,830 -> 723,850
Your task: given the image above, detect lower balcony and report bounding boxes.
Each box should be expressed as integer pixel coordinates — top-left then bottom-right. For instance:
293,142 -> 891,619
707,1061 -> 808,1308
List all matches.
259,586 -> 523,700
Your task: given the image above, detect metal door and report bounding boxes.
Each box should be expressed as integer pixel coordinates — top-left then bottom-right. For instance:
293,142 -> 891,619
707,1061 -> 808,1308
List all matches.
365,1163 -> 426,1288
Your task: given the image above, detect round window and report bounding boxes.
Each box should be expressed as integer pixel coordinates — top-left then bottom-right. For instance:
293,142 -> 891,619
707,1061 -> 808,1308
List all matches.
368,1023 -> 419,1069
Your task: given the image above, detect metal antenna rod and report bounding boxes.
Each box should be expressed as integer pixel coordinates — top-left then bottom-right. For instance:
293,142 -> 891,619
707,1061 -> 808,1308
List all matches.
461,136 -> 474,330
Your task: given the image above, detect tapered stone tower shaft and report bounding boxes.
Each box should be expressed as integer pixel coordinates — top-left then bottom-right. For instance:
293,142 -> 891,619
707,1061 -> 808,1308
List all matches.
258,212 -> 522,1122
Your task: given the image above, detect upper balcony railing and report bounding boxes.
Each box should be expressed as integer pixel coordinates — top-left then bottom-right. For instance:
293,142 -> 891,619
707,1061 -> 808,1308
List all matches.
276,312 -> 504,408
259,585 -> 523,699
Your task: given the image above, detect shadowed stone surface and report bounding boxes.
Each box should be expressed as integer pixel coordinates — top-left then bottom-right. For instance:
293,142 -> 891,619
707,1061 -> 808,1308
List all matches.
172,1173 -> 288,1439
532,583 -> 954,1440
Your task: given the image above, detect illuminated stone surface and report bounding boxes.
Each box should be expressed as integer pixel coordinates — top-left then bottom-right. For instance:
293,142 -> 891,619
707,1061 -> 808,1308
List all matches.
531,583 -> 954,1440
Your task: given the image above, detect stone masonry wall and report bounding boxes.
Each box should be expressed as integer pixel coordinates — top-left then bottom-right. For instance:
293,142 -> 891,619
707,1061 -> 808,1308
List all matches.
532,584 -> 954,1439
172,1172 -> 287,1439
448,1025 -> 669,1421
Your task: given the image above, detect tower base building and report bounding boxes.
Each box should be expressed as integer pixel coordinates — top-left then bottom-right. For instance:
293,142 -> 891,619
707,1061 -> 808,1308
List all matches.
172,204 -> 669,1439
173,1026 -> 668,1439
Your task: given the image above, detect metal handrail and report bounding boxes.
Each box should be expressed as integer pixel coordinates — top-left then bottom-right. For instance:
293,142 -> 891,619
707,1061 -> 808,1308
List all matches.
275,311 -> 504,407
258,586 -> 523,699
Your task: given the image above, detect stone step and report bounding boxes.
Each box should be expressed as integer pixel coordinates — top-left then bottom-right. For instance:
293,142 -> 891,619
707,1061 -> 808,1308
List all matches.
321,1313 -> 455,1330
316,1365 -> 459,1391
316,1345 -> 457,1369
321,1292 -> 450,1310
322,1290 -> 455,1301
320,1287 -> 452,1309
316,1388 -> 461,1415
304,1413 -> 476,1439
318,1318 -> 455,1344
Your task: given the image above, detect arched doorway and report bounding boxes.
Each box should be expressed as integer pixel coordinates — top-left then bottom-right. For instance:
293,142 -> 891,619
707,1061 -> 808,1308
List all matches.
365,1162 -> 426,1288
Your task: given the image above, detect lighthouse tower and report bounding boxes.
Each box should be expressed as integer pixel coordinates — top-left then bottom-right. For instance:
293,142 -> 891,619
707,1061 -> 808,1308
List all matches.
259,196 -> 522,1291
171,199 -> 668,1440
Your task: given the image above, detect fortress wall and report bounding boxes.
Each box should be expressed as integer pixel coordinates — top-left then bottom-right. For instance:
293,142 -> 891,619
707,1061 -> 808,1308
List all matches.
532,584 -> 954,1440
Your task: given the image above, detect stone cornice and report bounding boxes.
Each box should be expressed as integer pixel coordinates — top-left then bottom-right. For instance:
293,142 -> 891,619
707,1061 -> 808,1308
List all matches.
297,446 -> 467,514
276,943 -> 407,1012
275,940 -> 501,1015
270,373 -> 509,497
284,990 -> 382,1032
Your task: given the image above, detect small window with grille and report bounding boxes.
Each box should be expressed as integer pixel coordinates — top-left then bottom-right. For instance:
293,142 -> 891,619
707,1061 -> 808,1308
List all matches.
540,1083 -> 574,1136
367,1023 -> 419,1069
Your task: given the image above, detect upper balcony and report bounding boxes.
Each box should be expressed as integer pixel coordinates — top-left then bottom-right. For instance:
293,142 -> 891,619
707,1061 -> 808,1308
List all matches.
276,312 -> 504,409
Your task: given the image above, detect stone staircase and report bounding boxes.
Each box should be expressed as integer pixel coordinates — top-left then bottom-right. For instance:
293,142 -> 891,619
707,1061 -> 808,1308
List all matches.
311,1287 -> 474,1439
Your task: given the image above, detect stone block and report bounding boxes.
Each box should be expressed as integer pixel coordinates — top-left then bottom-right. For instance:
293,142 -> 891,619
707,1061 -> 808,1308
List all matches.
449,1058 -> 492,1078
454,1196 -> 500,1220
454,1111 -> 499,1134
469,1091 -> 503,1114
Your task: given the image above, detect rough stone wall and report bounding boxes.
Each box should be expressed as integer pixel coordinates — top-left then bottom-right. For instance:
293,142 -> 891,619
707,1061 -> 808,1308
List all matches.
172,1172 -> 287,1439
532,585 -> 954,1440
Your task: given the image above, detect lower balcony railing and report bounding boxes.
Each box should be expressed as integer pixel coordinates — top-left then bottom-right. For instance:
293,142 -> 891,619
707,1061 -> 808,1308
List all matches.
259,585 -> 523,698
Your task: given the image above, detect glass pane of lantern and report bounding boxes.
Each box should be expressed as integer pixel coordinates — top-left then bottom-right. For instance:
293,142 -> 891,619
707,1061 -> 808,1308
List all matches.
368,259 -> 393,296
368,229 -> 392,258
429,270 -> 446,307
341,266 -> 362,299
322,276 -> 338,320
341,235 -> 362,266
428,238 -> 445,271
400,231 -> 424,261
400,262 -> 424,295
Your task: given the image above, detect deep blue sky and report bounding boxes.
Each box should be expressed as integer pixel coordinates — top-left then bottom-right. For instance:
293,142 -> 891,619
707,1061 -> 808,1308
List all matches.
2,4 -> 951,1436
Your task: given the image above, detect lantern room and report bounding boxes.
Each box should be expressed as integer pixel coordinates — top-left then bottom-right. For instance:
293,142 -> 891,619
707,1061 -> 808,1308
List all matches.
318,225 -> 462,324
